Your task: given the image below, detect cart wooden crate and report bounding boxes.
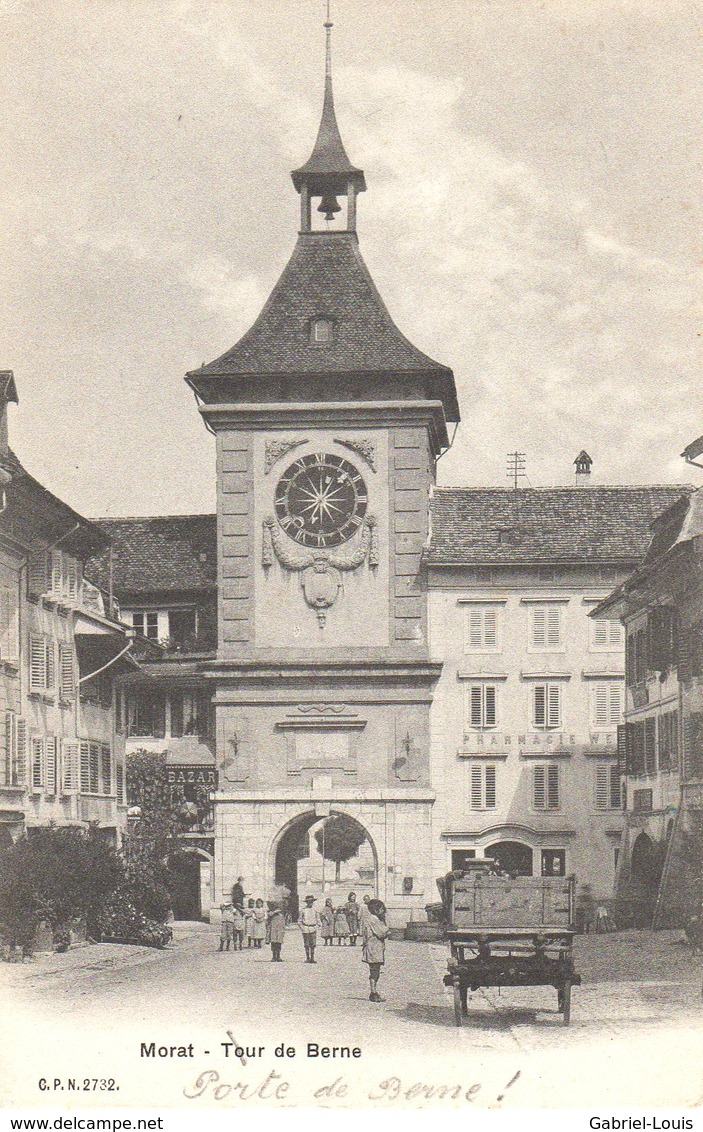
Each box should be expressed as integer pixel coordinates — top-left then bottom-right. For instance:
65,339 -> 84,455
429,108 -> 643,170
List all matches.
441,873 -> 581,1026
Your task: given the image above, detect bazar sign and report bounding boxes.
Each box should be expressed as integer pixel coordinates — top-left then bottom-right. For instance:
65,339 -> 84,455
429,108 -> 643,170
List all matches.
166,767 -> 217,788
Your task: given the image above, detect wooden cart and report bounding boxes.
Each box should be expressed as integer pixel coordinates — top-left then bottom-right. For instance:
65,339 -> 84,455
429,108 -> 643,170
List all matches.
441,873 -> 581,1026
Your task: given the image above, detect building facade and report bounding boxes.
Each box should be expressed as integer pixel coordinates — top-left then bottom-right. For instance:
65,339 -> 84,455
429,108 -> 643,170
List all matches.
0,374 -> 130,847
426,485 -> 687,904
594,487 -> 703,926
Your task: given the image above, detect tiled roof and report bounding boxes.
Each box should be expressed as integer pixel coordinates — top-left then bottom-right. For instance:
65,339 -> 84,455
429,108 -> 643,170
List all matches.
86,515 -> 217,596
187,233 -> 459,420
427,486 -> 692,566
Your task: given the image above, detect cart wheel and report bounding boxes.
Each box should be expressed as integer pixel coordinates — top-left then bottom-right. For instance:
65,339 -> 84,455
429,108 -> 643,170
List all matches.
561,982 -> 571,1025
453,981 -> 463,1026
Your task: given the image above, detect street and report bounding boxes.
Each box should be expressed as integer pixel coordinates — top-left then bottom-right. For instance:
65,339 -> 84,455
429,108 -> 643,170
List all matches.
2,925 -> 703,1108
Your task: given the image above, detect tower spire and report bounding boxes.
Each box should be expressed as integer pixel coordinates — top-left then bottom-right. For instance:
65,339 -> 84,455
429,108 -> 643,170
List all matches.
291,6 -> 366,233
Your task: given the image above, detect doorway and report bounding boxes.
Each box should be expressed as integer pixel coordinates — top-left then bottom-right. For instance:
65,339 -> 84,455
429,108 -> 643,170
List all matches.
273,810 -> 377,920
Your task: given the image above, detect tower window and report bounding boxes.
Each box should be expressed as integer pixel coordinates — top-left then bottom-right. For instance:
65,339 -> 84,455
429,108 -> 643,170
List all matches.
311,319 -> 333,344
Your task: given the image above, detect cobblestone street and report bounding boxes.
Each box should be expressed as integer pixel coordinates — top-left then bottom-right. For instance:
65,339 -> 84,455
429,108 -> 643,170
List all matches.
3,924 -> 703,1108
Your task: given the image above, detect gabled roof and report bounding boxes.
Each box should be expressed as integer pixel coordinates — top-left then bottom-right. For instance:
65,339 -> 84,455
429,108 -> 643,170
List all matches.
86,515 -> 217,597
427,486 -> 691,567
187,233 -> 459,419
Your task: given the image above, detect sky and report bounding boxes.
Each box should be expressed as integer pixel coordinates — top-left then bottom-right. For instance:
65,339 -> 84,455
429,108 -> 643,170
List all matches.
1,0 -> 702,516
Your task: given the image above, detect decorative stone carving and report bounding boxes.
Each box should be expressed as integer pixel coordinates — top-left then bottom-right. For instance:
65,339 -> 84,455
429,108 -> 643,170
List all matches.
333,437 -> 376,471
296,703 -> 349,715
264,437 -> 307,474
262,514 -> 379,626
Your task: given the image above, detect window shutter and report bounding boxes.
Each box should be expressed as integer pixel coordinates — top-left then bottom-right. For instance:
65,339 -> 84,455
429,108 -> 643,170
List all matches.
484,685 -> 496,727
483,610 -> 497,649
28,547 -> 49,597
594,620 -> 608,647
534,685 -> 546,728
533,764 -> 546,809
547,764 -> 560,809
59,644 -> 75,699
44,737 -> 57,794
15,719 -> 27,786
470,765 -> 482,809
115,689 -> 123,734
89,742 -> 100,793
62,741 -> 79,794
532,609 -> 546,648
51,550 -> 63,595
79,740 -> 91,793
609,764 -> 621,809
595,764 -> 609,809
29,636 -> 45,692
547,685 -> 560,728
546,608 -> 561,647
31,736 -> 44,791
594,686 -> 608,727
608,684 -> 623,725
617,724 -> 628,774
64,557 -> 79,601
3,710 -> 14,786
645,716 -> 657,775
45,642 -> 55,691
116,760 -> 124,804
468,611 -> 483,649
470,686 -> 483,727
485,765 -> 496,808
101,744 -> 112,795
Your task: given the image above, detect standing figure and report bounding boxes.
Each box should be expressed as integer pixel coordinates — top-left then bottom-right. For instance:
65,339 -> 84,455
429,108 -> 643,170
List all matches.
267,902 -> 286,962
344,892 -> 361,946
244,898 -> 256,948
320,898 -> 335,945
252,898 -> 267,948
299,895 -> 320,963
231,876 -> 246,908
232,903 -> 245,950
334,904 -> 350,945
362,898 -> 390,1002
218,903 -> 234,952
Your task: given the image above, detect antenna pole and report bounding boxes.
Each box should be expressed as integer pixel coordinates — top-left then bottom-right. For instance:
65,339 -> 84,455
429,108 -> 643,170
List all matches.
506,451 -> 526,490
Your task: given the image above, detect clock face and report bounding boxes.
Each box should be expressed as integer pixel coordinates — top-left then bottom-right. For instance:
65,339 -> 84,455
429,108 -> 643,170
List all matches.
274,452 -> 368,548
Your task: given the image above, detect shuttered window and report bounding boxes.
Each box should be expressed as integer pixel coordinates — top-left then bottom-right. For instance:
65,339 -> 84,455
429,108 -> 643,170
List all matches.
592,618 -> 624,649
59,644 -> 75,700
595,763 -> 621,810
533,763 -> 560,810
29,636 -> 55,694
644,716 -> 657,776
101,744 -> 112,795
533,683 -> 561,729
31,736 -> 44,791
465,607 -> 500,651
591,683 -> 623,728
658,711 -> 679,772
468,684 -> 497,729
5,712 -> 27,787
89,742 -> 100,794
470,764 -> 497,810
79,740 -> 91,793
28,547 -> 50,598
530,606 -> 562,649
44,737 -> 57,795
61,741 -> 79,794
116,760 -> 125,804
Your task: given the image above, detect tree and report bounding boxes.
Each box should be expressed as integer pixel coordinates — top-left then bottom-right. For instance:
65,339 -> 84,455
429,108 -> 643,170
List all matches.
314,815 -> 367,882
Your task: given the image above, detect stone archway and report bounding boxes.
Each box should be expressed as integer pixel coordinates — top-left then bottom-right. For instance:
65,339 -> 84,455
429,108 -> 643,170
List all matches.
485,840 -> 534,877
166,846 -> 213,921
271,808 -> 378,920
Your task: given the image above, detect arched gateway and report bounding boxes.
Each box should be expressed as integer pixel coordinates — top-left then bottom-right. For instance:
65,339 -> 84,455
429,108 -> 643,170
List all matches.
272,809 -> 378,917
188,17 -> 457,927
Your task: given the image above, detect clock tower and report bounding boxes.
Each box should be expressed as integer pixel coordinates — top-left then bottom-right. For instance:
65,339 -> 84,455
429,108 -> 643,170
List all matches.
187,17 -> 459,921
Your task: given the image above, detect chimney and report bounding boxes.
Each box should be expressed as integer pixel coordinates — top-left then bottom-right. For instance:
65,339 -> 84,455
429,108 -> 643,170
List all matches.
0,372 -> 18,460
574,450 -> 593,486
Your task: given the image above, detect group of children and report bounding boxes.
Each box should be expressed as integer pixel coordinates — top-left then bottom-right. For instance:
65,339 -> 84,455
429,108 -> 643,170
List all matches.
218,897 -> 281,954
217,888 -> 391,1000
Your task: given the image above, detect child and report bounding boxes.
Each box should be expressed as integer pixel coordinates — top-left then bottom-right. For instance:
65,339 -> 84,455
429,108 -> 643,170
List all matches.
299,895 -> 320,963
252,898 -> 266,949
218,902 -> 234,952
232,903 -> 245,950
320,898 -> 335,945
334,904 -> 350,945
267,901 -> 286,962
345,892 -> 361,946
244,898 -> 256,948
361,898 -> 390,1002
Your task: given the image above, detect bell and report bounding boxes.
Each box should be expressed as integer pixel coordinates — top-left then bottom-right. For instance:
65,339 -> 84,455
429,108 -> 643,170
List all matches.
317,193 -> 341,221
